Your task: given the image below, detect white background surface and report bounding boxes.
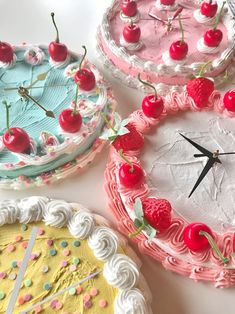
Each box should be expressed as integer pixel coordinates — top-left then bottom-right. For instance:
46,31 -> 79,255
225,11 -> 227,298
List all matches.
0,0 -> 234,313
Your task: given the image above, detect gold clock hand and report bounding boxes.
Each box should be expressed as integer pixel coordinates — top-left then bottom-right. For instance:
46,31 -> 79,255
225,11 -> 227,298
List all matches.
27,67 -> 53,89
18,87 -> 55,118
4,83 -> 73,91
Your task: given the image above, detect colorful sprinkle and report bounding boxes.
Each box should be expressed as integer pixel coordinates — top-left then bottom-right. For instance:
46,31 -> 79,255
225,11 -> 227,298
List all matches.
73,240 -> 80,247
0,292 -> 5,300
55,301 -> 63,310
69,288 -> 76,295
7,244 -> 16,252
50,299 -> 58,309
46,239 -> 53,247
9,273 -> 17,280
99,299 -> 108,308
21,224 -> 28,231
60,261 -> 68,268
83,293 -> 91,302
33,305 -> 42,313
61,240 -> 68,247
37,228 -> 44,235
69,265 -> 77,272
50,249 -> 57,256
72,257 -> 80,266
24,279 -> 32,287
42,265 -> 49,273
43,283 -> 52,291
22,241 -> 28,249
84,300 -> 92,309
15,235 -> 23,242
18,296 -> 25,305
17,261 -> 22,267
0,272 -> 7,279
90,287 -> 98,296
76,286 -> 82,295
24,294 -> 32,302
11,261 -> 18,268
62,248 -> 70,256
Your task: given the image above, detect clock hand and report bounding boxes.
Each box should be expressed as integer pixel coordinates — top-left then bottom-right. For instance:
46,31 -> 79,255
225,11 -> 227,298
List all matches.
188,156 -> 218,198
4,83 -> 73,91
27,67 -> 53,89
18,87 -> 55,118
194,151 -> 235,158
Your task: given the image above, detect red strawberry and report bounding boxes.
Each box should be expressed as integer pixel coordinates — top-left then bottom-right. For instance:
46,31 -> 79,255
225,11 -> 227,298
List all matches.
112,123 -> 144,152
186,77 -> 214,108
142,198 -> 172,232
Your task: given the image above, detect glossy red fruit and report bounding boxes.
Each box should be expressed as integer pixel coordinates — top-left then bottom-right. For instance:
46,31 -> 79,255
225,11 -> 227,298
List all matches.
123,24 -> 141,43
119,163 -> 144,188
160,0 -> 175,5
169,40 -> 188,60
121,0 -> 137,17
3,127 -> 30,153
59,108 -> 82,133
204,29 -> 223,47
49,42 -> 68,62
201,1 -> 218,18
142,94 -> 164,118
223,89 -> 235,112
0,42 -> 14,63
143,198 -> 172,232
112,123 -> 144,152
74,68 -> 96,91
186,77 -> 214,108
183,222 -> 213,252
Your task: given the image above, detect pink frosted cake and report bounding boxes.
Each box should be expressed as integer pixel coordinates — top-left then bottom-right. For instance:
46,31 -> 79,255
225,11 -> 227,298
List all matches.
97,0 -> 235,93
104,77 -> 235,287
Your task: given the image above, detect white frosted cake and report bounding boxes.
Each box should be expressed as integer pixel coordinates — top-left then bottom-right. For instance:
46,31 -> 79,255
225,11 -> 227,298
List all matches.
97,0 -> 235,93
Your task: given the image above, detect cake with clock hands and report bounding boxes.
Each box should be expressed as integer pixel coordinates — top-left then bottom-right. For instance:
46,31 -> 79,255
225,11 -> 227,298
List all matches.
0,196 -> 152,313
0,12 -> 116,189
104,61 -> 235,287
97,0 -> 235,93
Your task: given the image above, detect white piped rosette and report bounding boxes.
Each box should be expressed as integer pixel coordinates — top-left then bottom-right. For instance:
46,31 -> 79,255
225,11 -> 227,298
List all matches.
120,35 -> 143,51
0,197 -> 152,313
162,51 -> 187,66
194,9 -> 216,24
197,37 -> 220,54
0,53 -> 17,69
120,10 -> 140,23
24,46 -> 45,65
49,53 -> 71,69
155,0 -> 178,11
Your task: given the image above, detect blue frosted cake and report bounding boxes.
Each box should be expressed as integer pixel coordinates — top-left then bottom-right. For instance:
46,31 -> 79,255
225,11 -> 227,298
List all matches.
0,44 -> 116,189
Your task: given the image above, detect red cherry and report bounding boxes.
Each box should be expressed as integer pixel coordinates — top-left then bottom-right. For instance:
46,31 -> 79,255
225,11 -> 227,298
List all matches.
0,42 -> 14,63
160,0 -> 175,5
119,163 -> 144,188
223,89 -> 235,112
169,40 -> 188,60
200,1 -> 218,18
59,108 -> 82,133
74,68 -> 96,91
49,13 -> 68,62
204,29 -> 223,47
123,23 -> 141,43
3,128 -> 30,153
142,94 -> 164,118
121,0 -> 137,17
183,222 -> 213,252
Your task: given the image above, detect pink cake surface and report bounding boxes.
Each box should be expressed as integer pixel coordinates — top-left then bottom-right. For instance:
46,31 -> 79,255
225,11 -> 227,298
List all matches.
104,89 -> 235,288
98,0 -> 235,93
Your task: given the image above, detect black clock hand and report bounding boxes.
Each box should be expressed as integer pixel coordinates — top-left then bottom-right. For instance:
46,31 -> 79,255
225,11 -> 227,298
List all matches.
188,157 -> 217,198
194,152 -> 235,158
18,87 -> 55,118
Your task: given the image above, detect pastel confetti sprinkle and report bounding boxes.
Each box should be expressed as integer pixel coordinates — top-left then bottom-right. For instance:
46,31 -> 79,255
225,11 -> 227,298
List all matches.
60,260 -> 68,268
73,240 -> 80,247
18,296 -> 25,305
90,287 -> 98,296
60,240 -> 68,247
15,235 -> 23,242
24,294 -> 32,302
9,273 -> 17,280
37,228 -> 44,235
99,299 -> 108,308
83,293 -> 91,302
17,261 -> 22,267
43,283 -> 52,291
84,300 -> 92,309
76,286 -> 82,294
62,248 -> 70,256
72,257 -> 80,266
50,299 -> 58,309
50,249 -> 57,256
22,241 -> 28,249
0,272 -> 7,279
7,244 -> 16,252
11,261 -> 18,268
56,301 -> 63,310
42,265 -> 49,273
24,279 -> 32,287
0,291 -> 5,300
21,224 -> 28,231
33,305 -> 42,313
46,239 -> 53,247
69,287 -> 76,295
69,265 -> 77,272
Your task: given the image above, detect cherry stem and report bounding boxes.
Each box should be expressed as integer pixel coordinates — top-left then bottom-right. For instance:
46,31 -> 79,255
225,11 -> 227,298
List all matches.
51,13 -> 60,43
73,83 -> 79,115
119,149 -> 134,172
79,45 -> 87,74
138,73 -> 158,100
128,223 -> 145,238
178,14 -> 185,44
199,230 -> 230,264
198,60 -> 212,77
100,112 -> 117,134
213,1 -> 225,31
2,100 -> 12,135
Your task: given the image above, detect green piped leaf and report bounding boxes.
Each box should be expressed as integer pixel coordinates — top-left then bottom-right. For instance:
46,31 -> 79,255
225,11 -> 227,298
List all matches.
134,198 -> 144,219
134,218 -> 143,228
